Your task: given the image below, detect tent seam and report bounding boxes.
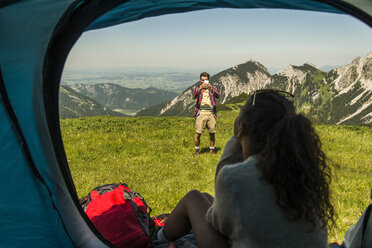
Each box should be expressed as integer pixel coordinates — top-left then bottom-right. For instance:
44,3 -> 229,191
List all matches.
43,0 -> 130,247
0,68 -> 75,246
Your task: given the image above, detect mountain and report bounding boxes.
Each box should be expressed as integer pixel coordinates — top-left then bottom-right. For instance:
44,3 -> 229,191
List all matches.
266,56 -> 372,124
264,63 -> 334,123
136,60 -> 271,117
328,55 -> 372,124
59,85 -> 126,118
70,83 -> 177,115
137,54 -> 372,125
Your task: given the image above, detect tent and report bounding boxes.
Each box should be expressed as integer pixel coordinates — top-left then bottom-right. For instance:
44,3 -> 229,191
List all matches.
0,0 -> 371,247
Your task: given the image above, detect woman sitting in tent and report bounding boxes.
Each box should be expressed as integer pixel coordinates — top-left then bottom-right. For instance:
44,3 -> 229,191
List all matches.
155,89 -> 335,248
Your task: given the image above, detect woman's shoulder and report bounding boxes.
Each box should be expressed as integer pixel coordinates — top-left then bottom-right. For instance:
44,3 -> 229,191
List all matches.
217,156 -> 259,185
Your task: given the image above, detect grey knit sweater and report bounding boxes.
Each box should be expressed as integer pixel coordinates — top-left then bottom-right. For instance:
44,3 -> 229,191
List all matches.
206,137 -> 328,248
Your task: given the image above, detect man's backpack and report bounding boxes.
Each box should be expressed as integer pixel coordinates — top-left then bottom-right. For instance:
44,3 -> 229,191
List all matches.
80,183 -> 152,248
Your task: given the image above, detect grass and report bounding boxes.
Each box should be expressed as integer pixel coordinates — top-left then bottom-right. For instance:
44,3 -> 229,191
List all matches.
60,109 -> 371,243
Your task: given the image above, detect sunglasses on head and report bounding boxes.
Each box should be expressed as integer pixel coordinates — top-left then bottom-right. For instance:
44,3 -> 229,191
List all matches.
252,89 -> 294,106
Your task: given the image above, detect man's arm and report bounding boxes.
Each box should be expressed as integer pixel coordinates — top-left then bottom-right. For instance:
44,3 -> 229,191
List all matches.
211,85 -> 220,98
193,83 -> 202,99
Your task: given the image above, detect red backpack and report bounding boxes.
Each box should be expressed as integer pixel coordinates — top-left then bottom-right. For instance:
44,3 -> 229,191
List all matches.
80,183 -> 152,248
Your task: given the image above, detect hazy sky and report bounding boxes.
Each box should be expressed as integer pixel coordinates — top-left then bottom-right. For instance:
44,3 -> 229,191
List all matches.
65,8 -> 372,73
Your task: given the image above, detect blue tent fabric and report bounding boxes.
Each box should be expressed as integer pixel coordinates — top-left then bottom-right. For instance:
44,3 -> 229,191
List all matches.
0,1 -> 77,245
0,1 -> 109,247
0,0 -> 371,247
0,88 -> 74,247
87,0 -> 342,30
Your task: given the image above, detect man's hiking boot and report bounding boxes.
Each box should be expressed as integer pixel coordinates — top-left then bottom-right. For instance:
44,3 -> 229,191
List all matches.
194,149 -> 200,156
210,149 -> 216,155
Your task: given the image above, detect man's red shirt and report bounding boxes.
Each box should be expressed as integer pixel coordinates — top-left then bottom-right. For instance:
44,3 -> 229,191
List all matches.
193,83 -> 220,118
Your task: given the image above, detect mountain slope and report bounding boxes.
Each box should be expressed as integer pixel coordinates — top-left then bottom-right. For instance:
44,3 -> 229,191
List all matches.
329,55 -> 372,125
264,63 -> 335,123
59,85 -> 126,118
265,55 -> 372,124
70,83 -> 177,114
138,54 -> 372,125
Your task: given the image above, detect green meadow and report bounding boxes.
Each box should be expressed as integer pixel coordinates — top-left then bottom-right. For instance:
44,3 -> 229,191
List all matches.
60,108 -> 371,243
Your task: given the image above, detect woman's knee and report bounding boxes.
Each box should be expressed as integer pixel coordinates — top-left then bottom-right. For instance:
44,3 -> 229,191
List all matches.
185,190 -> 204,201
202,192 -> 212,198
202,192 -> 214,203
183,190 -> 213,211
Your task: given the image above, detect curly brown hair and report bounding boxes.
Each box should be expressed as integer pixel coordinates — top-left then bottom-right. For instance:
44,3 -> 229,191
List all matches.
238,90 -> 335,229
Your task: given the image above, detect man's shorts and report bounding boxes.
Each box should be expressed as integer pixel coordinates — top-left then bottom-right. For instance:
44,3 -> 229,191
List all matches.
195,114 -> 216,134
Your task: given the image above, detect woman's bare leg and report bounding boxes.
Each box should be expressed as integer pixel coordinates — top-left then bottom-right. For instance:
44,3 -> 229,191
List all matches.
162,190 -> 228,248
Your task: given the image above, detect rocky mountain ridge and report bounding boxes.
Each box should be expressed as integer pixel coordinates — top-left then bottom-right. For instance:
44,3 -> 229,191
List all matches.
137,54 -> 372,125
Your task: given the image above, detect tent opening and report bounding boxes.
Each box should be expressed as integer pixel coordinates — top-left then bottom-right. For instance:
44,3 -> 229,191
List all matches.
0,0 -> 371,247
55,5 -> 372,246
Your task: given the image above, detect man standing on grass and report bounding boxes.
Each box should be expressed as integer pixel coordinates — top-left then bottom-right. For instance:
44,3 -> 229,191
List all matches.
193,72 -> 220,156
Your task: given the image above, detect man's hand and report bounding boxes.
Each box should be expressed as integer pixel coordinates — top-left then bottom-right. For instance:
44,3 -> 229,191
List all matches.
206,83 -> 213,92
201,83 -> 209,89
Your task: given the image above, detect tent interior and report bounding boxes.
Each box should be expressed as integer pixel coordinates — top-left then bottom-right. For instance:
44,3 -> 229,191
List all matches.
0,0 -> 371,247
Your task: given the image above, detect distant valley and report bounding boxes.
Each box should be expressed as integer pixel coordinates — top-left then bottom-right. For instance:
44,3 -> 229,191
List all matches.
61,69 -> 199,93
59,85 -> 127,118
59,84 -> 177,118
